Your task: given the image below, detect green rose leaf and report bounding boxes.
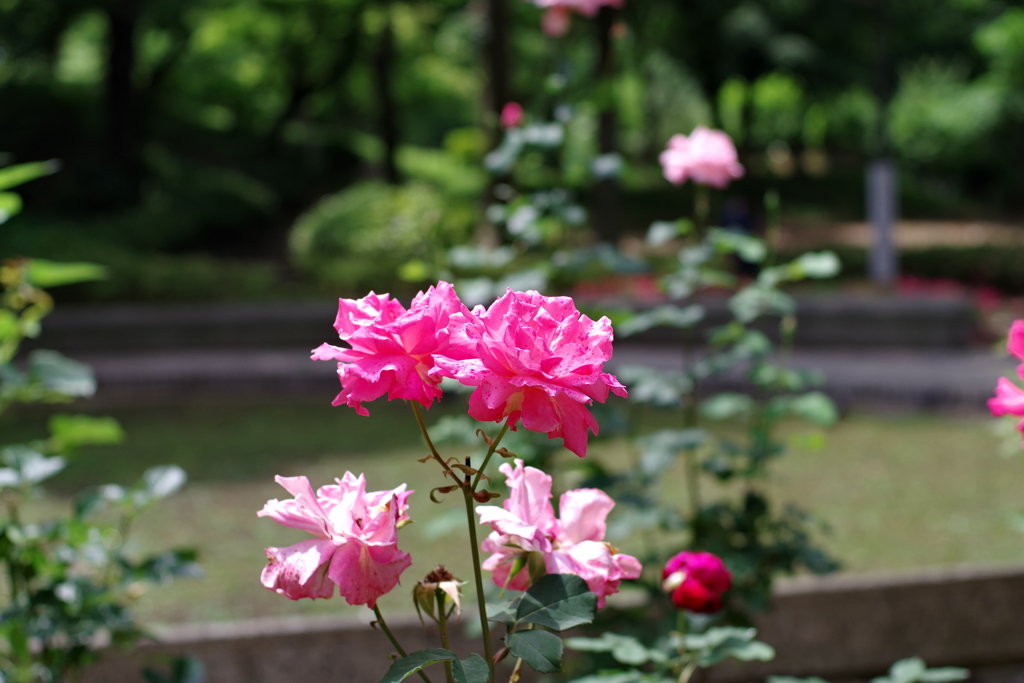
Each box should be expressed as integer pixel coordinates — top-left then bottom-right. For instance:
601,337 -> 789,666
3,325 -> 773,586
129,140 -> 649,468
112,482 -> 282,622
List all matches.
0,160 -> 59,192
506,629 -> 564,673
29,350 -> 96,397
515,573 -> 597,631
143,465 -> 188,499
28,259 -> 108,288
565,633 -> 666,666
377,649 -> 489,683
49,414 -> 125,449
0,192 -> 23,223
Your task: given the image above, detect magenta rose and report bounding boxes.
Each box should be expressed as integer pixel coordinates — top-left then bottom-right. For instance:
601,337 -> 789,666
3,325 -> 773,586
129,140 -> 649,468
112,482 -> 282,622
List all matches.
433,289 -> 627,458
312,281 -> 468,416
661,551 -> 732,613
989,320 -> 1024,441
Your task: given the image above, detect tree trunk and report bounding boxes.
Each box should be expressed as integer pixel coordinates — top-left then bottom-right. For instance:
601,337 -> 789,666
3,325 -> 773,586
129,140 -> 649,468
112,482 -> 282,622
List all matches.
374,4 -> 401,184
104,0 -> 139,170
592,6 -> 621,242
485,0 -> 510,140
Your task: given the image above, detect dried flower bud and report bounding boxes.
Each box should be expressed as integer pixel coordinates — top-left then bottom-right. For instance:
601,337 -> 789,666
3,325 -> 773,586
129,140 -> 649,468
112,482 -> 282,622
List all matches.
413,565 -> 465,623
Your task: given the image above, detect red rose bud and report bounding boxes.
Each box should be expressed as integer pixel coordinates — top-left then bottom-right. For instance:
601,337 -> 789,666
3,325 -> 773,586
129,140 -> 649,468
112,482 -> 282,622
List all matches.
661,551 -> 731,613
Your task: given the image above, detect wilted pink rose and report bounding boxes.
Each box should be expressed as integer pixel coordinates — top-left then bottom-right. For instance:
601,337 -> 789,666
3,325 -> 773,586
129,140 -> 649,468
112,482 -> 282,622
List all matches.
661,551 -> 732,613
501,102 -> 525,128
988,320 -> 1024,440
432,289 -> 627,458
659,126 -> 745,189
312,282 -> 468,416
258,473 -> 413,607
477,459 -> 641,606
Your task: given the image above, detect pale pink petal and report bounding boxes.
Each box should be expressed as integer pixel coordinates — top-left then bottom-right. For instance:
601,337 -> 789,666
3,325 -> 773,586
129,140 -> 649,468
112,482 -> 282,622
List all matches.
258,499 -> 328,536
501,460 -> 557,529
545,542 -> 619,607
477,506 -> 542,540
557,489 -> 615,544
261,538 -> 338,600
483,551 -> 534,592
327,539 -> 412,608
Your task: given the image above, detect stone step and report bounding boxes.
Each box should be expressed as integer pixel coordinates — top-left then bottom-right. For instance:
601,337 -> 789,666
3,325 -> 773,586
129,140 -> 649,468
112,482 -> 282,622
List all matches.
29,293 -> 976,355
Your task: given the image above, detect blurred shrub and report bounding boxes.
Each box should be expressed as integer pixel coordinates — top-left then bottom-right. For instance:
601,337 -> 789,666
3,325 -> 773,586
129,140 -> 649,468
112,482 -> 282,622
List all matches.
289,180 -> 469,293
889,61 -> 1003,165
750,71 -> 805,145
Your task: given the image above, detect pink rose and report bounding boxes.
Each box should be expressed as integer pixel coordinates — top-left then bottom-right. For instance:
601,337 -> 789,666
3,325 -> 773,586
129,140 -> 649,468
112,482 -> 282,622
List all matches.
659,126 -> 745,189
661,551 -> 732,613
501,102 -> 524,128
541,6 -> 572,36
312,281 -> 469,416
989,320 -> 1024,441
477,459 -> 642,606
529,0 -> 622,35
258,473 -> 413,607
533,0 -> 622,18
432,289 -> 627,458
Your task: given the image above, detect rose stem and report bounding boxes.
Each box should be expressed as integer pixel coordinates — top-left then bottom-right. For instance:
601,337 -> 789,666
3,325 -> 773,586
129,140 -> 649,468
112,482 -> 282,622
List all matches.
373,604 -> 434,683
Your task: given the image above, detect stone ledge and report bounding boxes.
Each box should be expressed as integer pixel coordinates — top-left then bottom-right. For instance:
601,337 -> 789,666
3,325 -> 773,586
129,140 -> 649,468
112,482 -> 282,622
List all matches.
81,562 -> 1024,683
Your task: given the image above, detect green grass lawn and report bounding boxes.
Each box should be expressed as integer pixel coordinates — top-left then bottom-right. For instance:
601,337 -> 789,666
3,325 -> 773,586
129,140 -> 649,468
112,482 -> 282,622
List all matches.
6,399 -> 1024,625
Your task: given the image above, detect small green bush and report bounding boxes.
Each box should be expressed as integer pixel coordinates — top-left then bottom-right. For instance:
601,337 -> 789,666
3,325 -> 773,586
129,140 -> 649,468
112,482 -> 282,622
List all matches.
289,180 -> 466,293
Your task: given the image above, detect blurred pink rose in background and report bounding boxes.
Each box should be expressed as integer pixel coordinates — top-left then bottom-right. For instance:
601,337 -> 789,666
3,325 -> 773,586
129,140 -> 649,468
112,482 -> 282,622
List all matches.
531,0 -> 623,36
477,459 -> 642,606
311,282 -> 468,416
432,289 -> 627,457
659,126 -> 745,189
661,551 -> 732,613
259,473 -> 413,607
988,319 -> 1024,441
500,101 -> 524,128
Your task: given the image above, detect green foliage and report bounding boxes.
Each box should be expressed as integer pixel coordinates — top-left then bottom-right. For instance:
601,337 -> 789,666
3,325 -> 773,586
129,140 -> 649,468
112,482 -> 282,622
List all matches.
290,180 -> 465,293
889,61 -> 1003,165
377,649 -> 489,683
565,627 -> 774,682
0,213 -> 198,681
514,573 -> 599,632
872,658 -> 970,683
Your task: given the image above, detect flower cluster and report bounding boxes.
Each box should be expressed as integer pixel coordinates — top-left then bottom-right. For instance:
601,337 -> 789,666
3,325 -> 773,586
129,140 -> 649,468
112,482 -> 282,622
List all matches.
316,283 -> 627,458
661,551 -> 732,613
477,459 -> 642,606
258,473 -> 412,607
659,126 -> 745,189
989,320 -> 1024,442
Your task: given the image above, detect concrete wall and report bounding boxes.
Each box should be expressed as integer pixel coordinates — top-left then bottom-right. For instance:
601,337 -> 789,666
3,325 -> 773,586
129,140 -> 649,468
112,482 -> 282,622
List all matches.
82,563 -> 1024,683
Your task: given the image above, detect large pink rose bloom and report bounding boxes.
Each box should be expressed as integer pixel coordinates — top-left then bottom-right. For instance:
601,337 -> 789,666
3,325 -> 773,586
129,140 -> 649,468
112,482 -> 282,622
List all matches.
432,289 -> 627,458
477,459 -> 642,606
258,473 -> 413,607
659,126 -> 745,189
312,282 -> 468,416
989,320 -> 1024,440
